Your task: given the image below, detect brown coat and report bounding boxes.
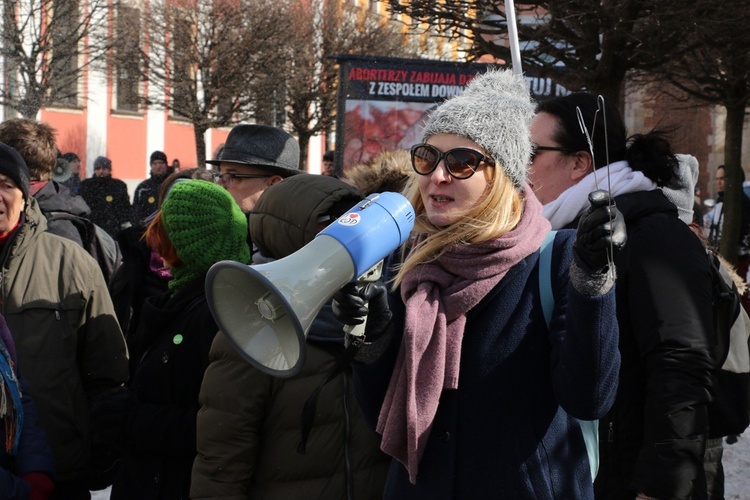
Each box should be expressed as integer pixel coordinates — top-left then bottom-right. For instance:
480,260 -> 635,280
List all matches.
191,331 -> 389,499
1,198 -> 129,482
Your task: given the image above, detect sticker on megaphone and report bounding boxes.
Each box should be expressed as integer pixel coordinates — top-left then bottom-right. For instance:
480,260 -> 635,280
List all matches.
205,192 -> 415,378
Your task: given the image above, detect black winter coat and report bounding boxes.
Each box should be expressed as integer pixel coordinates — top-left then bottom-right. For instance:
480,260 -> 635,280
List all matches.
111,279 -> 217,500
32,180 -> 91,246
79,176 -> 132,237
594,190 -> 715,500
132,174 -> 167,225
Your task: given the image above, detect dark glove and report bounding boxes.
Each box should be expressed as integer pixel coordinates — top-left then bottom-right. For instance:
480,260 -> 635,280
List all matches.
332,281 -> 392,342
86,386 -> 134,490
89,386 -> 134,447
573,190 -> 627,274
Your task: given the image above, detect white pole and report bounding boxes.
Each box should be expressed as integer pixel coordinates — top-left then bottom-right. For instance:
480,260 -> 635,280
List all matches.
505,0 -> 523,75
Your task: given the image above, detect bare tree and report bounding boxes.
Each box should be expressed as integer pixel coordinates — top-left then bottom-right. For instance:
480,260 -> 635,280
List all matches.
123,0 -> 292,166
0,0 -> 112,118
266,0 -> 419,169
641,0 -> 750,263
387,0 -> 695,106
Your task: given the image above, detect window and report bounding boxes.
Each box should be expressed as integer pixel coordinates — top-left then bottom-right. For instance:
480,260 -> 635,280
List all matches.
171,17 -> 194,115
49,0 -> 79,106
114,5 -> 141,111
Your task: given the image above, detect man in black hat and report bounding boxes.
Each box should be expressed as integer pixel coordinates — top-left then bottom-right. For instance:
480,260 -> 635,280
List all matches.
206,125 -> 301,213
132,150 -> 169,224
80,156 -> 132,237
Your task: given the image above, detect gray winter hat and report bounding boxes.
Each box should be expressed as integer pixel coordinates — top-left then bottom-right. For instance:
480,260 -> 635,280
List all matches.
421,69 -> 534,186
206,124 -> 301,178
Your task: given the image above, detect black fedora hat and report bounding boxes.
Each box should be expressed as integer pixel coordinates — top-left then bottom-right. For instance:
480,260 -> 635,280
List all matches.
206,124 -> 301,177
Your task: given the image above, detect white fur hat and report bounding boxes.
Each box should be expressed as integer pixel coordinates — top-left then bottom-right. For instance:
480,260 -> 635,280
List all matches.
420,69 -> 534,186
662,154 -> 699,224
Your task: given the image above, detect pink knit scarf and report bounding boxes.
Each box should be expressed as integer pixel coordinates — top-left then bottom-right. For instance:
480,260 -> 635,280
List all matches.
377,186 -> 551,483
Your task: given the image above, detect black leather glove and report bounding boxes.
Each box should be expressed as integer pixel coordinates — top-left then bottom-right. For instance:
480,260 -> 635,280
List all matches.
87,386 -> 134,490
573,190 -> 627,274
332,281 -> 392,342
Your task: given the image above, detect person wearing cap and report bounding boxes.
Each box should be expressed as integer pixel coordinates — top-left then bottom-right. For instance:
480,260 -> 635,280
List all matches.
132,150 -> 169,225
206,124 -> 302,215
0,141 -> 128,498
104,180 -> 249,500
331,69 -> 625,498
59,152 -> 82,195
79,156 -> 132,238
0,119 -> 93,248
191,174 -> 389,499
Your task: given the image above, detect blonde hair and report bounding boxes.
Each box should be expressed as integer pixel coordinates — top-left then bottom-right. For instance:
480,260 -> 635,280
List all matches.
391,164 -> 523,289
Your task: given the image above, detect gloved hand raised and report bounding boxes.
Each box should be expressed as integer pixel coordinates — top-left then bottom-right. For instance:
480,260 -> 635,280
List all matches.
332,281 -> 392,343
573,190 -> 627,275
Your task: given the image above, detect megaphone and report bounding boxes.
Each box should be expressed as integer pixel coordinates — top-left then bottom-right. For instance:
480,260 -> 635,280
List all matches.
205,192 -> 415,378
53,158 -> 72,183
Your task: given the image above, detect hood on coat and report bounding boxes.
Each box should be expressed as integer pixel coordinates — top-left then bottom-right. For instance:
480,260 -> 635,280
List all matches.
33,180 -> 91,217
248,174 -> 362,260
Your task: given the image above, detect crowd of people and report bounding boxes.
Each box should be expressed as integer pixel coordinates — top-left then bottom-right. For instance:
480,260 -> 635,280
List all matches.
0,67 -> 744,500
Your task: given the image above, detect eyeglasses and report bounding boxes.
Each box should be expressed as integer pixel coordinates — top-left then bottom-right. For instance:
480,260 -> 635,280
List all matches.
410,143 -> 495,180
212,172 -> 272,184
530,144 -> 575,159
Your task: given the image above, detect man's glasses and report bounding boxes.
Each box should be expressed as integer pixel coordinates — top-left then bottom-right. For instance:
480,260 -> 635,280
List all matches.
410,143 -> 495,180
530,144 -> 575,160
212,172 -> 272,184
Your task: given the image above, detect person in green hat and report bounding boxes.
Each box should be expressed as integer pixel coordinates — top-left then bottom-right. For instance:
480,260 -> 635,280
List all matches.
105,179 -> 250,500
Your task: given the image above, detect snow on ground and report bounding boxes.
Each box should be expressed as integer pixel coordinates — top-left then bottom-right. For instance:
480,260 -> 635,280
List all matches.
725,431 -> 750,500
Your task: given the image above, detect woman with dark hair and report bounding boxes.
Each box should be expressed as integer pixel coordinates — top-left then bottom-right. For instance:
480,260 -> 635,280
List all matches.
529,93 -> 715,499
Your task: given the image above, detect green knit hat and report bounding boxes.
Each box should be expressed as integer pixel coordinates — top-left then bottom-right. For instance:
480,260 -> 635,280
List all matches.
161,180 -> 249,291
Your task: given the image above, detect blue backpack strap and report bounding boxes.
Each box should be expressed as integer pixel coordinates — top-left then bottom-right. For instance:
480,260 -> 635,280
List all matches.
539,230 -> 557,327
538,230 -> 599,482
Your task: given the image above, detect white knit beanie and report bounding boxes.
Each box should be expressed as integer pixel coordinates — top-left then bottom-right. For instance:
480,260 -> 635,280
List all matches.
420,69 -> 535,186
661,154 -> 699,224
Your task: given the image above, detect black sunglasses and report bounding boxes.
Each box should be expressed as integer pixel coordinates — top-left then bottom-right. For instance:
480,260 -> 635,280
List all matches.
212,172 -> 272,184
410,143 -> 495,180
530,144 -> 575,159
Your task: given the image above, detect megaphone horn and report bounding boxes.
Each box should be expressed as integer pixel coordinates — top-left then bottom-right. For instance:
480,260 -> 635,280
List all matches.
53,158 -> 72,183
206,192 -> 415,378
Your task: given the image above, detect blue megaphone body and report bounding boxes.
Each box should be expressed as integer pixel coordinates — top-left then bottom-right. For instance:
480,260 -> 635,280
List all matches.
205,192 -> 415,377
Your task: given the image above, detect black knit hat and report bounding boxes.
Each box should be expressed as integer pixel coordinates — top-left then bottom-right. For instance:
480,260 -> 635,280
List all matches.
150,151 -> 168,165
94,156 -> 112,170
205,124 -> 301,178
0,142 -> 31,200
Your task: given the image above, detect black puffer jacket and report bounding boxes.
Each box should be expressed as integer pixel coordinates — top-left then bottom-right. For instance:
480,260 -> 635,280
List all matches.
192,174 -> 390,499
594,190 -> 715,500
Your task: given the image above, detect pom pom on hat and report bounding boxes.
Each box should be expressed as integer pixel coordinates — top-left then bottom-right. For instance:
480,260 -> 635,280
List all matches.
420,69 -> 535,186
160,180 -> 249,290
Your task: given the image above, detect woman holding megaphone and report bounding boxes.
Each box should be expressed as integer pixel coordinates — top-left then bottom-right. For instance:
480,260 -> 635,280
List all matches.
332,69 -> 625,499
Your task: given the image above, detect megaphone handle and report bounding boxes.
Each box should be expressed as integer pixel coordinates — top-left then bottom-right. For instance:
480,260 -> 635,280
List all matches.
343,308 -> 368,338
